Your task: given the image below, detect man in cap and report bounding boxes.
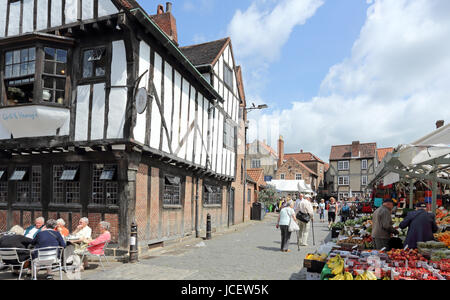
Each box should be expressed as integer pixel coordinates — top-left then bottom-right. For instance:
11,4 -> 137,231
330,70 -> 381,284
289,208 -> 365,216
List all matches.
371,199 -> 399,250
399,203 -> 438,249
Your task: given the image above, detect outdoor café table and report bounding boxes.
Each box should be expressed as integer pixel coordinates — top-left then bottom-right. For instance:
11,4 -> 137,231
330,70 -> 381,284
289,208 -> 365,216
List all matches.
63,237 -> 85,271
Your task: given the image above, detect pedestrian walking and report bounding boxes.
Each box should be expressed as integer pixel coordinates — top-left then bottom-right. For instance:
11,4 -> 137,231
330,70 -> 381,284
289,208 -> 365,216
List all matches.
276,200 -> 296,252
399,203 -> 438,249
327,197 -> 338,229
340,201 -> 351,223
319,199 -> 326,223
371,199 -> 399,250
297,196 -> 314,247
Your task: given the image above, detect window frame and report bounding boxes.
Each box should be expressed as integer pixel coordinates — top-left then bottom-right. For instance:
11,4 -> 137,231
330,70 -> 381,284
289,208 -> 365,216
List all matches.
203,184 -> 222,206
80,45 -> 109,84
280,173 -> 285,180
338,176 -> 350,186
295,173 -> 302,181
1,39 -> 72,107
90,164 -> 119,207
223,62 -> 233,89
338,161 -> 350,171
162,174 -> 182,207
361,159 -> 368,170
223,119 -> 236,151
361,175 -> 368,186
52,164 -> 80,206
251,159 -> 261,169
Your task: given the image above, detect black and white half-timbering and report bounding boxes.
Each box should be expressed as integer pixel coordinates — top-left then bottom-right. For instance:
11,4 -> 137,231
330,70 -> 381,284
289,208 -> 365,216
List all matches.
0,1 -> 247,249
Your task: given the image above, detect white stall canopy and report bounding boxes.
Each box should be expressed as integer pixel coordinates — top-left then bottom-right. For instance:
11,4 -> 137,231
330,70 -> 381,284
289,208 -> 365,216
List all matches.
370,123 -> 450,213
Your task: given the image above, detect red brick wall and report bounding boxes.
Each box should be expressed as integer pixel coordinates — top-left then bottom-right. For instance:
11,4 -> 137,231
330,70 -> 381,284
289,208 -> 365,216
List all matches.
149,167 -> 160,240
88,213 -> 102,238
0,210 -> 7,232
136,164 -> 149,241
104,214 -> 119,243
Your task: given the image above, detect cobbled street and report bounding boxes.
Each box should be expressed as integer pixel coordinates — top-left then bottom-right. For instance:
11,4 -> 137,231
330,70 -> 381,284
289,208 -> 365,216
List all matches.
80,212 -> 330,280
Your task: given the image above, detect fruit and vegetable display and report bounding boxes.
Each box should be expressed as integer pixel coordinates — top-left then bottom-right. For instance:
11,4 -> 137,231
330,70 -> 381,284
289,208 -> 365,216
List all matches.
436,208 -> 449,226
434,232 -> 450,247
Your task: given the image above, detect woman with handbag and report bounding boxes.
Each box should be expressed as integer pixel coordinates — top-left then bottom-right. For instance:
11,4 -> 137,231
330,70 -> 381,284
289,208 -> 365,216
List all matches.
276,200 -> 297,252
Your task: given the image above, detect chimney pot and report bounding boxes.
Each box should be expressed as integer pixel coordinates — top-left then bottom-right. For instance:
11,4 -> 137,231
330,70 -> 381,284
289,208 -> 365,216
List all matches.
436,120 -> 445,129
166,2 -> 172,13
157,4 -> 164,15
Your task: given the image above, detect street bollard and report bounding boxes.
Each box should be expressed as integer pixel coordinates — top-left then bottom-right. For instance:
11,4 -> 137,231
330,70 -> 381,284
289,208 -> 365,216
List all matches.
206,214 -> 212,240
129,222 -> 138,263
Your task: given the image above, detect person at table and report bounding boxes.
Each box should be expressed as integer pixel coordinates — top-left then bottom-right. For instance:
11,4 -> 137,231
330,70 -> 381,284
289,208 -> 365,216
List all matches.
0,225 -> 33,276
70,217 -> 92,254
55,218 -> 69,238
30,219 -> 66,280
81,221 -> 111,270
399,202 -> 438,249
24,217 -> 45,239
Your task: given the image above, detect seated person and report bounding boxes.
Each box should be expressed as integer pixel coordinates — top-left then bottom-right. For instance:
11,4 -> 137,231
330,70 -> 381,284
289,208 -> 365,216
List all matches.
0,226 -> 33,275
55,219 -> 69,238
81,221 -> 111,270
24,217 -> 45,239
30,219 -> 66,280
70,217 -> 92,254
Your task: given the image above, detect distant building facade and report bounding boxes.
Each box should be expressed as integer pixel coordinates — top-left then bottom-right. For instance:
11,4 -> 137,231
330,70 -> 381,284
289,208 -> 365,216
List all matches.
327,141 -> 378,200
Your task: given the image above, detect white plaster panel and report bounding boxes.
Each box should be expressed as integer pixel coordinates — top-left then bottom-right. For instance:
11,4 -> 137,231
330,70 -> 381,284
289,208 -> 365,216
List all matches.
134,41 -> 151,144
201,98 -> 208,167
51,0 -> 63,28
82,0 -> 94,20
149,52 -> 162,149
162,61 -> 173,154
186,86 -> 196,162
90,83 -> 106,140
171,70 -> 181,153
64,0 -> 78,24
217,113 -> 223,174
194,94 -> 203,166
0,0 -> 7,38
36,0 -> 48,31
7,1 -> 20,36
75,85 -> 90,141
98,0 -> 119,17
22,0 -> 34,34
107,41 -> 128,139
178,78 -> 189,159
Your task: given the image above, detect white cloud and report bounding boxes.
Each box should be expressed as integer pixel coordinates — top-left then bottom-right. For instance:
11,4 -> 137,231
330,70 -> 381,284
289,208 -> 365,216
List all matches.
227,0 -> 324,102
249,0 -> 450,161
228,0 -> 324,63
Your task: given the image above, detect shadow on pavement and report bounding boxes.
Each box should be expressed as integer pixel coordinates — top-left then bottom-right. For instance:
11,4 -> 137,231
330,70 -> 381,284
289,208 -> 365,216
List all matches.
257,246 -> 281,252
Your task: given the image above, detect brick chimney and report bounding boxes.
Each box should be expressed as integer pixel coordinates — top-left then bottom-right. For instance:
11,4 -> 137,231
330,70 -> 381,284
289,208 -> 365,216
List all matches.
278,135 -> 284,169
436,120 -> 445,129
150,2 -> 178,46
352,141 -> 360,158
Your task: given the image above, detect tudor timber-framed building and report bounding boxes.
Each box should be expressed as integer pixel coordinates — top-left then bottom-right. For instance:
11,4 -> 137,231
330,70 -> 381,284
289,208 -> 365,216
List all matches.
0,0 -> 251,249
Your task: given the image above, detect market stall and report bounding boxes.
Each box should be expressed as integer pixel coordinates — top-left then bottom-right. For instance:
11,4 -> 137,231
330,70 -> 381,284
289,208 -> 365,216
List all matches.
303,214 -> 450,280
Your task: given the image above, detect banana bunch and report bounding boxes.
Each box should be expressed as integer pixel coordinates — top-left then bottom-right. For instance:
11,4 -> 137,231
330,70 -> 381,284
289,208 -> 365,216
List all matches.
327,256 -> 344,275
354,271 -> 377,280
330,272 -> 354,280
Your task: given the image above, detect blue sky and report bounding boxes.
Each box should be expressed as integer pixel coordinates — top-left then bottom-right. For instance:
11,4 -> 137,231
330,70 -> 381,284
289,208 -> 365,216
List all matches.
141,0 -> 450,162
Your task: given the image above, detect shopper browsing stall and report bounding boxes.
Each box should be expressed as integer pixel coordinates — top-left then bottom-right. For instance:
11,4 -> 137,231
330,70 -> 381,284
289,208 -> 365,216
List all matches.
399,203 -> 438,249
371,199 -> 399,250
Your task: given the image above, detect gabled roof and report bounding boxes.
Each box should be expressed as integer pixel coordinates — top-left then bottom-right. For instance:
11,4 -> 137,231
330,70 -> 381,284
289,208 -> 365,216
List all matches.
281,157 -> 318,177
247,169 -> 266,188
247,140 -> 278,159
377,147 -> 395,163
330,143 -> 377,161
179,38 -> 230,67
284,152 -> 325,164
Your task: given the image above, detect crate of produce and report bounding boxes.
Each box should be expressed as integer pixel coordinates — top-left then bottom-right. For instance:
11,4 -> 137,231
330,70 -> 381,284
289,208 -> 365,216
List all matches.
303,254 -> 327,273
